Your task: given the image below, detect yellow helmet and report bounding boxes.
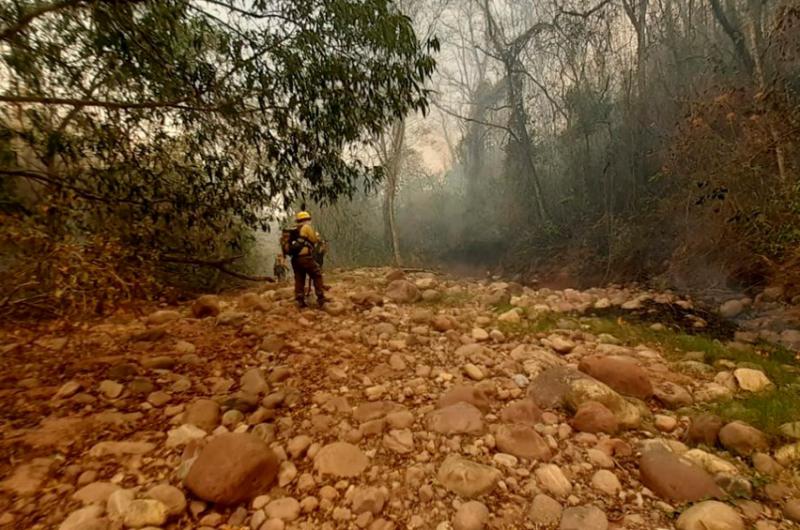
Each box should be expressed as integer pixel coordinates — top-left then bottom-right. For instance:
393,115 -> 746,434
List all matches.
295,211 -> 312,222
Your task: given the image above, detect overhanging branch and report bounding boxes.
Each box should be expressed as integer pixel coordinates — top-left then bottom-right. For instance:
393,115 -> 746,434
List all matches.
161,255 -> 276,282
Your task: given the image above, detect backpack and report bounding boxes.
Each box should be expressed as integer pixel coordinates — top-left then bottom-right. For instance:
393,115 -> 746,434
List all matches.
280,227 -> 308,257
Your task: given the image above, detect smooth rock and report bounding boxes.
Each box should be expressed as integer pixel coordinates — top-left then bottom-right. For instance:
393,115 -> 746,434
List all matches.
453,501 -> 489,530
683,449 -> 738,475
145,484 -> 186,516
463,363 -> 484,381
351,486 -> 386,515
264,498 -> 300,521
241,368 -> 269,395
191,295 -> 220,318
438,385 -> 492,412
437,455 -> 500,498
184,433 -> 279,505
733,368 -> 772,392
427,402 -> 484,434
58,506 -> 107,530
383,429 -> 414,454
122,499 -> 168,528
99,380 -> 123,399
578,355 -> 653,398
528,494 -> 562,526
783,499 -> 800,523
654,382 -> 693,409
686,414 -> 723,446
590,470 -> 621,495
385,280 -> 421,303
639,450 -> 723,502
498,399 -> 542,426
719,300 -> 745,319
183,399 -> 221,433
313,442 -> 369,478
572,401 -> 619,434
73,482 -> 120,504
535,464 -> 572,498
495,424 -> 552,460
676,500 -> 745,530
559,505 -> 608,530
718,421 -> 769,456
564,378 -> 641,429
166,424 -> 207,448
89,441 -> 155,457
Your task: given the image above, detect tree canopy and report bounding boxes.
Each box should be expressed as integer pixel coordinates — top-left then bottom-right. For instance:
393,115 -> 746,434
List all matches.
0,0 -> 438,256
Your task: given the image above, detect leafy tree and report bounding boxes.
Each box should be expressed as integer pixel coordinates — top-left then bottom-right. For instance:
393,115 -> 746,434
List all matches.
0,0 -> 438,260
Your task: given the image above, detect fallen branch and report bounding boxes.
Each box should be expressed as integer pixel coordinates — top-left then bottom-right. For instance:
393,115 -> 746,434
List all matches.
161,255 -> 275,282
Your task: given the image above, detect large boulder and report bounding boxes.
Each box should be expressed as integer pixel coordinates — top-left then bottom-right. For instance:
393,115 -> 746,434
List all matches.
718,421 -> 769,456
385,280 -> 421,304
495,424 -> 552,460
427,402 -> 484,435
528,366 -> 641,429
639,450 -> 723,502
578,355 -> 653,399
527,367 -> 588,410
437,455 -> 501,498
564,378 -> 642,430
183,433 -> 279,505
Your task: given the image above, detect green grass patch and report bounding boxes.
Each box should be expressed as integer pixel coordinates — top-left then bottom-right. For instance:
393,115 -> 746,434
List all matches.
497,311 -> 562,336
496,311 -> 800,436
712,386 -> 800,436
491,302 -> 516,314
418,291 -> 475,309
576,316 -> 799,386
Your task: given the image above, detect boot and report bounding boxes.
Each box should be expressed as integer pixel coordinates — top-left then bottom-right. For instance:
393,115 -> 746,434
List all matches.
296,298 -> 307,309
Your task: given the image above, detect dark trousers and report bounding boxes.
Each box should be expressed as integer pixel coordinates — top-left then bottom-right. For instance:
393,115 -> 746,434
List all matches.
292,254 -> 325,304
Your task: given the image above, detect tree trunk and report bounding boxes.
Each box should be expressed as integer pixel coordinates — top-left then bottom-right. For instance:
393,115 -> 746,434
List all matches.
745,0 -> 788,182
381,119 -> 405,266
505,58 -> 550,224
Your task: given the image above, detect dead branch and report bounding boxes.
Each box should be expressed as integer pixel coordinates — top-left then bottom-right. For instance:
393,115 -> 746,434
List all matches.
161,255 -> 275,282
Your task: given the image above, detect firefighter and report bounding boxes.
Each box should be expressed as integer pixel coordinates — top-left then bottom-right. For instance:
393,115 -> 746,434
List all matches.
282,211 -> 326,308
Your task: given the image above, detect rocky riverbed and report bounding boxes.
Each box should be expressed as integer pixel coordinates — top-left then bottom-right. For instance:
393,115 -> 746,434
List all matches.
1,268 -> 799,530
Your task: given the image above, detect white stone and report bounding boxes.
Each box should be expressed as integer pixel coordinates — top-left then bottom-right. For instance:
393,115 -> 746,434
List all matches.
733,368 -> 772,392
497,309 -> 521,324
463,364 -> 484,381
590,470 -> 621,496
535,464 -> 572,498
453,501 -> 489,530
166,424 -> 207,448
264,497 -> 300,522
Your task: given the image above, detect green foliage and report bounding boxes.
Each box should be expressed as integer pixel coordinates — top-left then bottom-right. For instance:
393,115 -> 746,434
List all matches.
418,290 -> 475,309
496,311 -> 562,336
713,387 -> 800,437
1,0 -> 438,258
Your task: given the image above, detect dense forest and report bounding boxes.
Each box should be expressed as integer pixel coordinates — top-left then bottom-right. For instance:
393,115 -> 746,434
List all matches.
320,0 -> 800,292
2,0 -> 799,317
